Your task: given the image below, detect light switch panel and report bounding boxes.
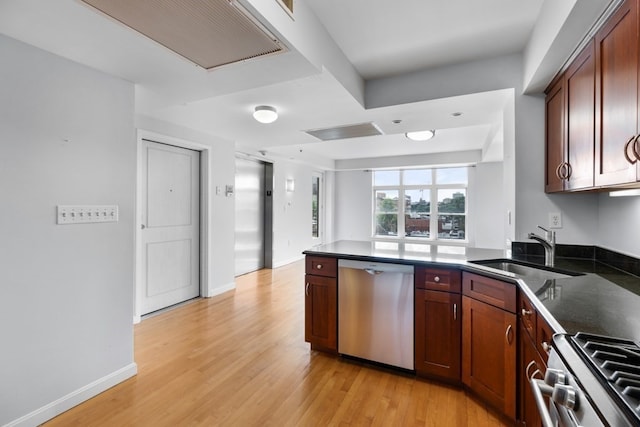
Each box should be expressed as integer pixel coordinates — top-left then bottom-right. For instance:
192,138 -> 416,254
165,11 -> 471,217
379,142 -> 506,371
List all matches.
57,205 -> 119,224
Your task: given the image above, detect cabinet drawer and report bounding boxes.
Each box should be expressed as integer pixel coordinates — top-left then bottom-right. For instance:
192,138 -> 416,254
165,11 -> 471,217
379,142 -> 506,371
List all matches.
462,272 -> 516,313
536,314 -> 554,364
518,292 -> 536,341
415,267 -> 461,292
305,256 -> 337,277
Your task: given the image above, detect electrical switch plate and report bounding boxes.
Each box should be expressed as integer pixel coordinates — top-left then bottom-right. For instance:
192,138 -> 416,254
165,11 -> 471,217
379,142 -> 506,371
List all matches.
57,205 -> 119,224
549,212 -> 562,229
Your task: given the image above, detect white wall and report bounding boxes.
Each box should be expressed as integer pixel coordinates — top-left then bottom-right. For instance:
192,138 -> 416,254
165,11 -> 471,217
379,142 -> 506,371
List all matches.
271,159 -> 328,266
334,170 -> 373,241
0,35 -> 136,425
598,194 -> 640,257
472,162 -> 505,249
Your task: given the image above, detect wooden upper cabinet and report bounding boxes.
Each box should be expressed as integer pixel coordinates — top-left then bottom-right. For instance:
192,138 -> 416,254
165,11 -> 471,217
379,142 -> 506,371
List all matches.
545,76 -> 566,193
545,40 -> 596,193
566,40 -> 596,190
595,0 -> 640,186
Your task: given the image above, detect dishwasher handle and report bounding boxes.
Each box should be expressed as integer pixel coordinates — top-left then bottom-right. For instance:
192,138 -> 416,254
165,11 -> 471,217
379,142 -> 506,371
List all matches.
364,268 -> 384,275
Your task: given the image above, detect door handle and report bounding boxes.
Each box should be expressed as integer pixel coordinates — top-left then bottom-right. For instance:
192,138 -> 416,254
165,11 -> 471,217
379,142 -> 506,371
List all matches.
634,135 -> 640,161
305,282 -> 310,297
364,268 -> 383,275
141,224 -> 146,229
453,303 -> 457,320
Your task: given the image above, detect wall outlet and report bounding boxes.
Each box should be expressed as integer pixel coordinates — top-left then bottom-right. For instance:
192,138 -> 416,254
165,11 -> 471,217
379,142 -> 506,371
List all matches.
549,212 -> 562,229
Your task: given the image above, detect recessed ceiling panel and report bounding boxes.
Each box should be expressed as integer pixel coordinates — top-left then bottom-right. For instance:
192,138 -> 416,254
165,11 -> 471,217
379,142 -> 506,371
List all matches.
81,0 -> 285,70
304,122 -> 384,141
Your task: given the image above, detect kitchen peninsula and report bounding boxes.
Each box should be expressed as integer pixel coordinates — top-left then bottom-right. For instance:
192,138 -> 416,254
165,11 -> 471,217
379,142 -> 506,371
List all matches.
303,240 -> 640,424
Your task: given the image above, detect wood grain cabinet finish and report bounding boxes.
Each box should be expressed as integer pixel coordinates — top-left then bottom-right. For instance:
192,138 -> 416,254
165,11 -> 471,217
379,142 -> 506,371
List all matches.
415,289 -> 462,383
545,41 -> 596,193
545,75 -> 566,193
519,324 -> 546,427
305,256 -> 337,278
304,256 -> 338,352
462,273 -> 517,421
517,291 -> 555,426
415,266 -> 461,293
595,0 -> 640,187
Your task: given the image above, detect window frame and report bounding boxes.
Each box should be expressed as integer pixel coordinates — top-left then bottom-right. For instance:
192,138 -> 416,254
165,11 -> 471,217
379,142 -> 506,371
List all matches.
372,168 -> 469,244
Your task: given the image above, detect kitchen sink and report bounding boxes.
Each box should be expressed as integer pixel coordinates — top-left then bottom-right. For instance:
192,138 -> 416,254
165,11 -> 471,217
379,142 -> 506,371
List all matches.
471,259 -> 582,280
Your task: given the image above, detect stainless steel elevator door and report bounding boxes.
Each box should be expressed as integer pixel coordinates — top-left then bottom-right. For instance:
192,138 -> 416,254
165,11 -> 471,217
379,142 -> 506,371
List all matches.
234,157 -> 265,276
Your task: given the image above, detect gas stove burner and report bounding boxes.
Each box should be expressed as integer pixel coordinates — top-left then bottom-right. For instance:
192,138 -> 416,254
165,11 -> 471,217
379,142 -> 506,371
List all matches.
571,332 -> 640,422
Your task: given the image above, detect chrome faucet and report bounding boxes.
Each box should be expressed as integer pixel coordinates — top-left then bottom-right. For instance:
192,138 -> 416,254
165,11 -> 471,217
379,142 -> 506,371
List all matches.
528,225 -> 556,267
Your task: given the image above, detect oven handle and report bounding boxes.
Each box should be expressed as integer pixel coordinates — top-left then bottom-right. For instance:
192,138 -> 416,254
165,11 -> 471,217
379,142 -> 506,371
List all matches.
530,369 -> 555,427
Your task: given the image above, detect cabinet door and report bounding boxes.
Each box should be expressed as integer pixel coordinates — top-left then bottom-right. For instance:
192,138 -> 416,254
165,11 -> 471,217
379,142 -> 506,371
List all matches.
519,324 -> 546,427
545,77 -> 566,193
304,274 -> 337,351
415,289 -> 461,383
595,0 -> 640,186
566,40 -> 596,190
462,296 -> 517,420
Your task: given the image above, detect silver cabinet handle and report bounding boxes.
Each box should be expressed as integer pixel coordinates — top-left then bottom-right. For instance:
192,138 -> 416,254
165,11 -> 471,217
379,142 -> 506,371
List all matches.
624,136 -> 637,164
434,276 -> 440,283
505,324 -> 513,345
305,282 -> 310,297
526,360 -> 537,379
316,264 -> 323,269
453,303 -> 457,320
521,308 -> 532,316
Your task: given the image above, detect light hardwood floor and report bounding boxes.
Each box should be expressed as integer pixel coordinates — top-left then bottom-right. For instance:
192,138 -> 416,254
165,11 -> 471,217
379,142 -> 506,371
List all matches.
45,260 -> 510,426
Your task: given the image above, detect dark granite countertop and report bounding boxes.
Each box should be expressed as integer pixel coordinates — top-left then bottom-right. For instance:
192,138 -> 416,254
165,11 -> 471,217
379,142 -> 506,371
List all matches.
303,240 -> 640,344
303,240 -> 505,265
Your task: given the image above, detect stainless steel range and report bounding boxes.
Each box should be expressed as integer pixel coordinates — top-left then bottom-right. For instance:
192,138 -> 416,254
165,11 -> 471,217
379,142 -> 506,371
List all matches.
531,333 -> 640,426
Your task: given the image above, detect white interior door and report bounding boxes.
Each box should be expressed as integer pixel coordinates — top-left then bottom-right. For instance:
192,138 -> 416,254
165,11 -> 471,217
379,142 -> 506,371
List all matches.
141,140 -> 200,315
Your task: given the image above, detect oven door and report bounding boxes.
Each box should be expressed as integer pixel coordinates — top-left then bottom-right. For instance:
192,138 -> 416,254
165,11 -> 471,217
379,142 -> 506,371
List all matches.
529,347 -> 607,427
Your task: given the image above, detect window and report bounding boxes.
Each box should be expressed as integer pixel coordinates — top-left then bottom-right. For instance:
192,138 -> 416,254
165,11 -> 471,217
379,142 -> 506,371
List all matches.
373,168 -> 468,242
311,174 -> 321,239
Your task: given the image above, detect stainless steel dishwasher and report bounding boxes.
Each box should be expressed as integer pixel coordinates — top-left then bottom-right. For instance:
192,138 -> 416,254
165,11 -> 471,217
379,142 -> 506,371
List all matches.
338,259 -> 414,370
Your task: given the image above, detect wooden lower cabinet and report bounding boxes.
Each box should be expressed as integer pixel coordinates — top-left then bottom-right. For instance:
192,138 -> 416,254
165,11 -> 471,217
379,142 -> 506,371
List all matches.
415,289 -> 461,383
519,323 -> 546,427
462,295 -> 517,420
304,273 -> 337,351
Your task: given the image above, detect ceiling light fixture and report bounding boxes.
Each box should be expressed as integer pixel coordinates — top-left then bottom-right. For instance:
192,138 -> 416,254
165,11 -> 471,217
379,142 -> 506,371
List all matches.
253,105 -> 278,123
405,130 -> 435,141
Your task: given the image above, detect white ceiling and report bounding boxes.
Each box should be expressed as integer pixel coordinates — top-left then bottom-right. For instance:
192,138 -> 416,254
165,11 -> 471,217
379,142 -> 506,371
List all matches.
305,0 -> 544,80
0,0 -> 611,169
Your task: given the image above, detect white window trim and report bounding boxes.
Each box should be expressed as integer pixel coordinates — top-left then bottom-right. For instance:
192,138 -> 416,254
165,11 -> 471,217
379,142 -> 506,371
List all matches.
372,168 -> 469,245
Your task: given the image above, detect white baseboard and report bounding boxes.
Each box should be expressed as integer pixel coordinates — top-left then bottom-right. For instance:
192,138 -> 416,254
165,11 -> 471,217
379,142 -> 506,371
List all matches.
273,254 -> 304,269
6,363 -> 137,427
206,281 -> 236,297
